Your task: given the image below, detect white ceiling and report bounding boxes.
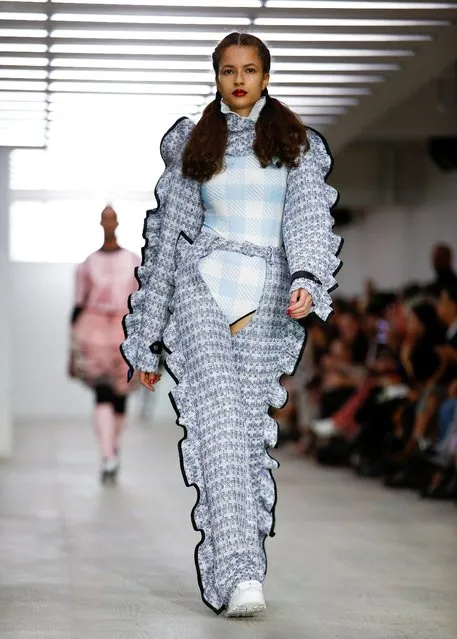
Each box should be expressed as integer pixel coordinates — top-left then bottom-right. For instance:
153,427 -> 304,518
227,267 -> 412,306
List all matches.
1,0 -> 457,150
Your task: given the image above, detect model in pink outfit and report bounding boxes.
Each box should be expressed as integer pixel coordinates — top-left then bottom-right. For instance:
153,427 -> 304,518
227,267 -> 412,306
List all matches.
69,207 -> 141,483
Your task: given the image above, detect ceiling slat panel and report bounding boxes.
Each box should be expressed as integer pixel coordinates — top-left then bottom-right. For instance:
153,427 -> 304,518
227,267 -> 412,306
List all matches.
1,0 -> 456,147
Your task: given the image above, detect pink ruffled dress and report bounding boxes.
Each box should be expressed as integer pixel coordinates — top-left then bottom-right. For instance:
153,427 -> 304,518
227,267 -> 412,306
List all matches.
71,248 -> 140,395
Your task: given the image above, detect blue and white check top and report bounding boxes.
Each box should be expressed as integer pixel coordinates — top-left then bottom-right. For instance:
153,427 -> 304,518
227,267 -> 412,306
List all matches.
198,97 -> 289,324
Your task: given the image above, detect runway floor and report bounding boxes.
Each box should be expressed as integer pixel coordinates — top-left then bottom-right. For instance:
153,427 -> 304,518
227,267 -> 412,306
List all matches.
1,416 -> 456,639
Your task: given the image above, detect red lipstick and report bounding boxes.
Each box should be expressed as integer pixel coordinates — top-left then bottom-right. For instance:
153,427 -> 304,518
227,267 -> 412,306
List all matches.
232,89 -> 247,97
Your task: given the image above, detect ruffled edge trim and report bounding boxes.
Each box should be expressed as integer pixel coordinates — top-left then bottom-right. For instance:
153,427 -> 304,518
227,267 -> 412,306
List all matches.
265,325 -> 308,543
159,231 -> 224,615
120,117 -> 191,380
163,332 -> 308,615
302,126 -> 344,323
161,244 -> 308,613
166,374 -> 225,616
162,330 -> 224,614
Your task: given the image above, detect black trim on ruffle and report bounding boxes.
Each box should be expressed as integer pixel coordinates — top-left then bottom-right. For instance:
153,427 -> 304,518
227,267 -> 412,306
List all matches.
285,126 -> 344,323
290,270 -> 322,286
120,116 -> 190,380
164,364 -> 224,617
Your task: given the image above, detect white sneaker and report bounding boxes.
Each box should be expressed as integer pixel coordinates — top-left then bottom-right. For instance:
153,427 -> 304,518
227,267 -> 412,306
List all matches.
226,580 -> 266,617
102,458 -> 118,473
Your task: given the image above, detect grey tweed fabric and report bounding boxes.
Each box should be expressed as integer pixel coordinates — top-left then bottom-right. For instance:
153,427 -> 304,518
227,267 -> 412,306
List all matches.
163,229 -> 305,612
121,108 -> 341,613
122,117 -> 203,375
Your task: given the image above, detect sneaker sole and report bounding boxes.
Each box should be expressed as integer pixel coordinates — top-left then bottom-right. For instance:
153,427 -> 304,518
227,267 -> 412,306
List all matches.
226,602 -> 266,618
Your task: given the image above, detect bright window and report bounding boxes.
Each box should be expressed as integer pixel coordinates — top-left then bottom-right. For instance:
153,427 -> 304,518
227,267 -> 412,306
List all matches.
10,199 -> 148,263
9,112 -> 180,262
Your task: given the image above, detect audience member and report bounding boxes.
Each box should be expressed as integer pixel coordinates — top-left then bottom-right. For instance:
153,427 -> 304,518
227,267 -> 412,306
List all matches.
427,243 -> 457,297
278,254 -> 457,508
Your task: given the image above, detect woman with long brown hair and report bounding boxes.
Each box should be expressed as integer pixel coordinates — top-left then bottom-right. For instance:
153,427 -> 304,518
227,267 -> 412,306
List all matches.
122,33 -> 342,617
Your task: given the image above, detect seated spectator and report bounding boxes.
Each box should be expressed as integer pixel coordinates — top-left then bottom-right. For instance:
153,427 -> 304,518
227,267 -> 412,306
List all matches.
426,243 -> 457,298
310,339 -> 359,425
278,262 -> 457,508
382,301 -> 446,488
309,297 -> 405,467
313,311 -> 370,421
347,348 -> 408,476
338,308 -> 370,365
289,322 -> 330,451
429,282 -> 457,443
417,281 -> 457,498
436,280 -> 457,364
399,300 -> 446,383
419,378 -> 457,499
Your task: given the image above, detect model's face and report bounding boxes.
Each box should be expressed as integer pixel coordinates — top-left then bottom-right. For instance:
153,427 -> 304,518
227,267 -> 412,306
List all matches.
100,207 -> 118,234
216,45 -> 269,118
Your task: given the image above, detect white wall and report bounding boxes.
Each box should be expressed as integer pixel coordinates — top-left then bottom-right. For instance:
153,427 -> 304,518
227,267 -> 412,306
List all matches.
10,161 -> 457,419
12,263 -> 92,418
0,149 -> 12,456
11,262 -> 175,421
336,162 -> 457,296
405,167 -> 457,282
363,80 -> 457,142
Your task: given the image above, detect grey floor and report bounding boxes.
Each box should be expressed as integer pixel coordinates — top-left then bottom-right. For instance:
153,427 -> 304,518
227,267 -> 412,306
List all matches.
1,417 -> 456,639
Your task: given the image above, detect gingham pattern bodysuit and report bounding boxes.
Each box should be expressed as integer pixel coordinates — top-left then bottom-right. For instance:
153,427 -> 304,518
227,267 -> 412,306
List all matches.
198,97 -> 288,324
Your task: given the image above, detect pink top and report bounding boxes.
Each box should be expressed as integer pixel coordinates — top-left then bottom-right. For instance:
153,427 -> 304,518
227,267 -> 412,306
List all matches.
75,248 -> 141,314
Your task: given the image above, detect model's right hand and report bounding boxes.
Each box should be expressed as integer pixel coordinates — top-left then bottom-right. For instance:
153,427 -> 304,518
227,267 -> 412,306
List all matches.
139,371 -> 162,391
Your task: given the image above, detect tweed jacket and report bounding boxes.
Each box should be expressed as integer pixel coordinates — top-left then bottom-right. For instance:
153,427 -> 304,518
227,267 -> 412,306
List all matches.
122,115 -> 341,375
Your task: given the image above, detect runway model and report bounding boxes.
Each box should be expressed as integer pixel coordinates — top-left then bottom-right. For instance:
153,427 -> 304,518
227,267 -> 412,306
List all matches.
69,206 -> 141,484
122,33 -> 342,615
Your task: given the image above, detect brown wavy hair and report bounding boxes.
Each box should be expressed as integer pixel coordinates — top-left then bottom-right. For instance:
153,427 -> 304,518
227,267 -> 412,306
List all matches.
182,32 -> 308,182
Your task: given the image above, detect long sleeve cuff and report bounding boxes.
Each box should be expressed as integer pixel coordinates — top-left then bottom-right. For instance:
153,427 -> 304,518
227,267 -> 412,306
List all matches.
289,277 -> 333,323
121,337 -> 161,376
290,277 -> 319,299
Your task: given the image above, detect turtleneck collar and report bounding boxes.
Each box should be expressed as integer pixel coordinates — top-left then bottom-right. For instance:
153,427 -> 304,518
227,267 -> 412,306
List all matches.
221,96 -> 266,156
221,96 -> 266,123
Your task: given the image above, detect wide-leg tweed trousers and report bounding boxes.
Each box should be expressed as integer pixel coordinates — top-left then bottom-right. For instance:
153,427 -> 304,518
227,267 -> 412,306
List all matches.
162,228 -> 306,613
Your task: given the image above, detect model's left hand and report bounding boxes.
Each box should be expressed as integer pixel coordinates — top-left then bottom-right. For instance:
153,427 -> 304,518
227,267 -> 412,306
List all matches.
288,288 -> 313,320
